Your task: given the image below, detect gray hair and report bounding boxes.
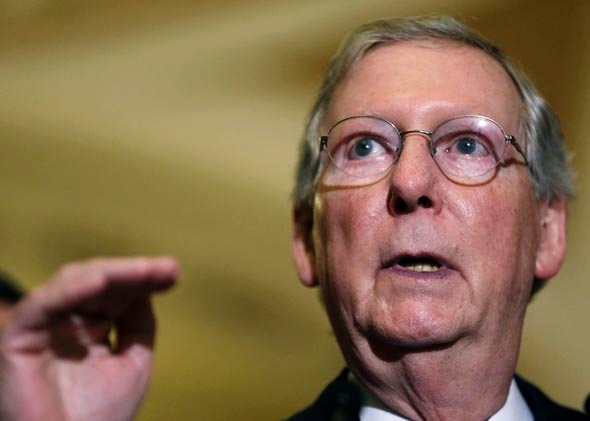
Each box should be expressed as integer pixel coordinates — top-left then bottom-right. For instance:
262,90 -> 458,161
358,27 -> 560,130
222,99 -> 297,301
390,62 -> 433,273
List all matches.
292,15 -> 575,295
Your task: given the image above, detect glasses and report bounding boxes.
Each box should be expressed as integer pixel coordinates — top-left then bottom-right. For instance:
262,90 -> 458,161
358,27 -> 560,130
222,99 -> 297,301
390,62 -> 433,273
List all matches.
319,115 -> 528,185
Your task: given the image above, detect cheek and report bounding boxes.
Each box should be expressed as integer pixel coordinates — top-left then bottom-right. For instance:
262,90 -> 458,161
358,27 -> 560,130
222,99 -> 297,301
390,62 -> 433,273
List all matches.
313,189 -> 385,301
460,183 -> 540,296
316,190 -> 384,254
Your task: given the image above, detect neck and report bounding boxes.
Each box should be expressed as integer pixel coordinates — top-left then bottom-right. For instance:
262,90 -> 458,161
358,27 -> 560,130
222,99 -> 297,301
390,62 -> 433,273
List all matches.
348,337 -> 520,420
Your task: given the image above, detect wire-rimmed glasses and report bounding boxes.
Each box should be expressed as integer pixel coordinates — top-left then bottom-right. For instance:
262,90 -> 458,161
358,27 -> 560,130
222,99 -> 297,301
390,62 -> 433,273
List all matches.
319,115 -> 528,185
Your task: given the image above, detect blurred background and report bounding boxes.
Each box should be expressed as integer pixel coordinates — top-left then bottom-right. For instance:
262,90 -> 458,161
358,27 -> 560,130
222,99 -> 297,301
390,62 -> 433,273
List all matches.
0,0 -> 588,419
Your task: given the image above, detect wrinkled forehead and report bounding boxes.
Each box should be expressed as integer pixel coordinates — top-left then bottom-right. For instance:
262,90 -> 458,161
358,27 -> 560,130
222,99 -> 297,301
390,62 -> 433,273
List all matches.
323,41 -> 524,136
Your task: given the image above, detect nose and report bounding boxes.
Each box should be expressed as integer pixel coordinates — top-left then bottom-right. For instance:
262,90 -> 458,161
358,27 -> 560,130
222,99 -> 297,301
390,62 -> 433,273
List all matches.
387,132 -> 441,215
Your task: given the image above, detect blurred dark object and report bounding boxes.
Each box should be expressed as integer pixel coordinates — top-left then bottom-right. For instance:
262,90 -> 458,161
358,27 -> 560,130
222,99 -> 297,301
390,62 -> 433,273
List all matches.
0,270 -> 24,304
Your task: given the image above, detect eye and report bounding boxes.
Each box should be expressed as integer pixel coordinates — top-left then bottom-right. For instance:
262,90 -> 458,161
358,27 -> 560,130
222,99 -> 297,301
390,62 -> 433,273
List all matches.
348,137 -> 388,160
443,135 -> 491,158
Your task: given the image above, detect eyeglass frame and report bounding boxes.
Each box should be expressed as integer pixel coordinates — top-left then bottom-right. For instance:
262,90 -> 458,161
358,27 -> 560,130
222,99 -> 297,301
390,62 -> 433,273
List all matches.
319,114 -> 529,180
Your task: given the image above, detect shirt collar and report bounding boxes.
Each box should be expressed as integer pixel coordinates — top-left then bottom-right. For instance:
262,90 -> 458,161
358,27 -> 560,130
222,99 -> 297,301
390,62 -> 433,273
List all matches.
354,376 -> 533,421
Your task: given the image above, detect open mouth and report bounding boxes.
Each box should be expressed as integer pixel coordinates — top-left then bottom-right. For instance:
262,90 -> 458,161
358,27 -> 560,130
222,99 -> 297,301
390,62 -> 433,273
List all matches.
396,256 -> 442,273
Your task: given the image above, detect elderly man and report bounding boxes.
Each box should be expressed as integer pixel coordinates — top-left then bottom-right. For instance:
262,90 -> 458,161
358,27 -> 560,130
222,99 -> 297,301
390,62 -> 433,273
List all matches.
288,16 -> 586,420
0,15 -> 586,421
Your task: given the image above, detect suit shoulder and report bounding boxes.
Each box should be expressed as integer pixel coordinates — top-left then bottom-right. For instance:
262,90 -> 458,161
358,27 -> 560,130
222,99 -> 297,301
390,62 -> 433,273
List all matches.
285,369 -> 361,421
515,375 -> 588,420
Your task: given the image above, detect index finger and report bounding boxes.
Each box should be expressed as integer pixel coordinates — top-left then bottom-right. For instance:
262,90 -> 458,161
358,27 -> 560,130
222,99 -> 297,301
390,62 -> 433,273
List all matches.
9,256 -> 179,332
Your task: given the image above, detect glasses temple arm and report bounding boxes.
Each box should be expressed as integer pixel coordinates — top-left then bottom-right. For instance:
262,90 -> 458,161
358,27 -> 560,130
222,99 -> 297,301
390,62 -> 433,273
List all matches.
507,135 -> 529,166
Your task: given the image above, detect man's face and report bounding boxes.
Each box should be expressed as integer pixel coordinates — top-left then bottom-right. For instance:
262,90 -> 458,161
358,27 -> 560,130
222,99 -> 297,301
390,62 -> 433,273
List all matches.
293,42 -> 566,364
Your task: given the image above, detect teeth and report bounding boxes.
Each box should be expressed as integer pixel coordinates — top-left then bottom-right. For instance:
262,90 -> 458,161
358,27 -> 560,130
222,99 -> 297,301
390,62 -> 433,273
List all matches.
403,262 -> 440,272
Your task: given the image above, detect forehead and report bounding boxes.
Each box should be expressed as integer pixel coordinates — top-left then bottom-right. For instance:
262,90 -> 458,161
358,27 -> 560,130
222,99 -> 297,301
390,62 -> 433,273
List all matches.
326,41 -> 523,132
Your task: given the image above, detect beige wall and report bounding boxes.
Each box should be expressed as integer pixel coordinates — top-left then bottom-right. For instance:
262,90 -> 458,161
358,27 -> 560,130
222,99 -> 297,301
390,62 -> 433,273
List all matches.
0,1 -> 587,419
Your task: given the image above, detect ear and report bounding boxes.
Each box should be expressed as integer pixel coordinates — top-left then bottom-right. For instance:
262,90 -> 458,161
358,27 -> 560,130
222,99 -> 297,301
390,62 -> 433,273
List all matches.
535,197 -> 567,280
292,205 -> 319,287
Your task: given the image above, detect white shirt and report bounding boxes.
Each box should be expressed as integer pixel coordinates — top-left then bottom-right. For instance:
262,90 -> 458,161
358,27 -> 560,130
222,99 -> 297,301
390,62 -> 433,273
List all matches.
358,379 -> 533,421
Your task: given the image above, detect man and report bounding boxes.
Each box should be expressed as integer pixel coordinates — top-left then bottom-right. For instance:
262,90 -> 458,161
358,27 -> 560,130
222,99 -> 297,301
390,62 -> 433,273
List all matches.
289,16 -> 586,420
0,15 -> 586,421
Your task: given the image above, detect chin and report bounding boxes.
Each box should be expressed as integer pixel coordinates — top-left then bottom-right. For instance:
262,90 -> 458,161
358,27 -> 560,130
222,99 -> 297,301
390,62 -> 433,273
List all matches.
360,302 -> 463,352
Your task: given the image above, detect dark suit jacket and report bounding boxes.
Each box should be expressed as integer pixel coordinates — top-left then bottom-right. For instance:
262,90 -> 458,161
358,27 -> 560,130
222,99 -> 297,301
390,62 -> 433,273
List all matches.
287,369 -> 588,420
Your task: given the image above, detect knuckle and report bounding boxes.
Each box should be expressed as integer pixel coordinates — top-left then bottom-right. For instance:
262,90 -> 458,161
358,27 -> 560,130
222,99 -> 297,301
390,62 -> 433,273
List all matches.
55,262 -> 82,279
133,257 -> 152,274
54,259 -> 107,286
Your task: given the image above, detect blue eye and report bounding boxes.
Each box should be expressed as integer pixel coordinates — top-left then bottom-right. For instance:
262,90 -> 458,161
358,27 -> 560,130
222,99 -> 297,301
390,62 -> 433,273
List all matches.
447,136 -> 490,157
456,137 -> 477,155
350,138 -> 386,159
354,139 -> 374,157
